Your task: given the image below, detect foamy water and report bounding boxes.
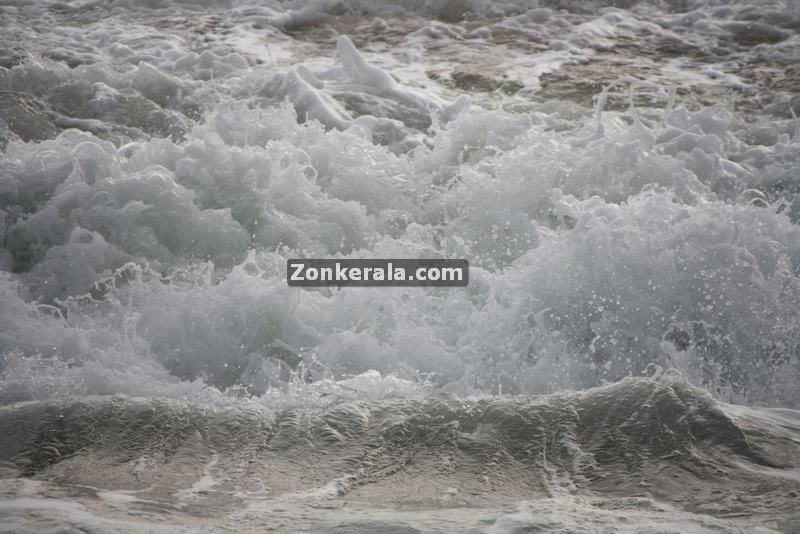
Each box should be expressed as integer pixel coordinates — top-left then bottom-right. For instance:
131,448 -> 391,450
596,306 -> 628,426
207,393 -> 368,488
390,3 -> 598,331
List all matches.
1,0 -> 800,531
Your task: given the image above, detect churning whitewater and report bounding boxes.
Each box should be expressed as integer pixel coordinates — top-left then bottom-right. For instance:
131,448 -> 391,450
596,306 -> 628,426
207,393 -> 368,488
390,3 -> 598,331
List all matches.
1,0 -> 800,531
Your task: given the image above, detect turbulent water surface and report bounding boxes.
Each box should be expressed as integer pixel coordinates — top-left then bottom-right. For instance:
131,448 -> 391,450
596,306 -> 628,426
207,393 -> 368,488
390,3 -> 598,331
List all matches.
1,0 -> 800,531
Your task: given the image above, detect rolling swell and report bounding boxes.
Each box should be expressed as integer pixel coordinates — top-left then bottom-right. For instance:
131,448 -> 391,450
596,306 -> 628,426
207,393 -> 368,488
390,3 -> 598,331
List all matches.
1,378 -> 791,499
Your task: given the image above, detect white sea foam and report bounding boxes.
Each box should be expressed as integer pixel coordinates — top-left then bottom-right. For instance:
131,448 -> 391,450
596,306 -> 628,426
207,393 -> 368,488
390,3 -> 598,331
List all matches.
1,0 -> 800,411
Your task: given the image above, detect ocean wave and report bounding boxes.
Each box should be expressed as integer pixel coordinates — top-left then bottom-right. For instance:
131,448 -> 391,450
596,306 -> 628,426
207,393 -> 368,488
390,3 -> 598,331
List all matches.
1,378 -> 794,482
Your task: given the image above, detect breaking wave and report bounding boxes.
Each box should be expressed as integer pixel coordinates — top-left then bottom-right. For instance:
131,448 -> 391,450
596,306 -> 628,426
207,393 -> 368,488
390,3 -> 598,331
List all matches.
1,0 -> 800,410
3,0 -> 800,531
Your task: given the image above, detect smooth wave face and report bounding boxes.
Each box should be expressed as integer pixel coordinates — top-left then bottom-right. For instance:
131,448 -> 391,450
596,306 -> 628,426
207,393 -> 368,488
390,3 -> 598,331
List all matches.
2,0 -> 800,531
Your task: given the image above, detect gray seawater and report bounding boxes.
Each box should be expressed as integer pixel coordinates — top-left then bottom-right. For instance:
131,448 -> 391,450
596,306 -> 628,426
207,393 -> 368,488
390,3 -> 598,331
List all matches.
1,0 -> 800,531
2,378 -> 800,532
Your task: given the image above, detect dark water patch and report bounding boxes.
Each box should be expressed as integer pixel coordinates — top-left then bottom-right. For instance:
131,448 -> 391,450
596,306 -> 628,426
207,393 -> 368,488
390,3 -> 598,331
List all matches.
0,92 -> 62,143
